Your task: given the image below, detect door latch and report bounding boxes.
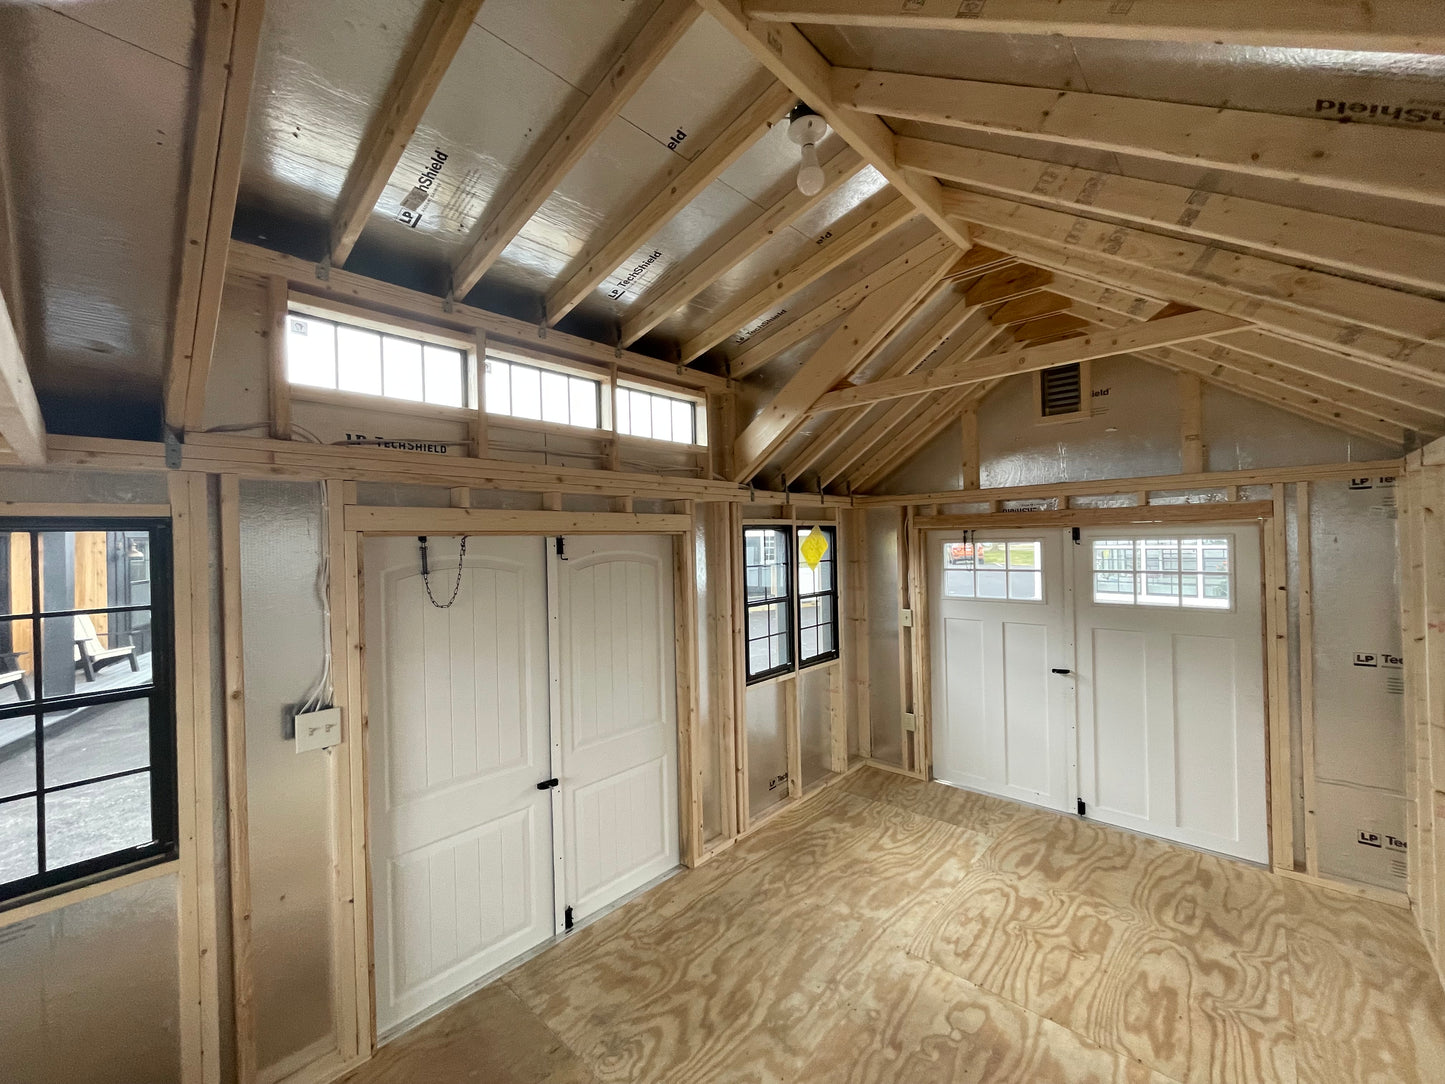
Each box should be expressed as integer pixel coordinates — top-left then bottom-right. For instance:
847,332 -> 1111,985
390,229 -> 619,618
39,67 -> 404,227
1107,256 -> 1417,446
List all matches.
1051,668 -> 1073,675
537,778 -> 560,790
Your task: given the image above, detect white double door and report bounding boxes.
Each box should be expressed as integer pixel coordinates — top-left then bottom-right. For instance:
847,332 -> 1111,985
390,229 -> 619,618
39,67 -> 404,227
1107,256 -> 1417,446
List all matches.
929,526 -> 1267,863
365,534 -> 679,1035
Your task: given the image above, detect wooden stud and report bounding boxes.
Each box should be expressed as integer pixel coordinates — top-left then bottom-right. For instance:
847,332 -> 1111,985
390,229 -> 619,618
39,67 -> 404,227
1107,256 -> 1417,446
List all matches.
844,508 -> 871,758
674,523 -> 705,865
469,330 -> 489,457
729,503 -> 751,833
329,1 -> 486,265
960,404 -> 980,490
1179,372 -> 1206,474
1264,483 -> 1295,871
265,277 -> 292,439
451,0 -> 700,296
1298,483 -> 1320,877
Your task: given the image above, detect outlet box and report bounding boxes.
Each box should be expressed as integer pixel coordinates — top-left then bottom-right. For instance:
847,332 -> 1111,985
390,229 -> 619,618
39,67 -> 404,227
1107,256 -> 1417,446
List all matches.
295,707 -> 342,753
902,711 -> 917,733
900,608 -> 914,628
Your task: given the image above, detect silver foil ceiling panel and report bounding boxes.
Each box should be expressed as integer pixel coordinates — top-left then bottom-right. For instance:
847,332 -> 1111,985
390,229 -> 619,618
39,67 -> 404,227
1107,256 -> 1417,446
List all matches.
0,0 -> 196,404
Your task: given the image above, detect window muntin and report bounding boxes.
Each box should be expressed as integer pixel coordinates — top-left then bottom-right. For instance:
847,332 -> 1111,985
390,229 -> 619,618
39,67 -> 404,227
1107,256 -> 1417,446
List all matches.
615,385 -> 706,446
287,311 -> 470,409
942,539 -> 1044,602
1092,537 -> 1232,609
484,357 -> 601,430
797,527 -> 838,666
0,523 -> 175,906
744,528 -> 792,681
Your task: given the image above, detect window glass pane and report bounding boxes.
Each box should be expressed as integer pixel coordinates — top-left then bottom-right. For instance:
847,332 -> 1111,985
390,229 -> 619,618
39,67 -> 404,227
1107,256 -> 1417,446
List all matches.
1093,541 -> 1134,572
0,617 -> 34,706
286,315 -> 336,388
799,596 -> 818,629
944,542 -> 975,569
0,798 -> 38,882
801,627 -> 817,659
540,370 -> 570,424
976,542 -> 1007,569
1140,573 -> 1181,606
570,378 -> 598,429
615,386 -> 630,433
1008,571 -> 1043,601
770,633 -> 789,668
748,639 -> 770,675
976,570 -> 1007,599
798,562 -> 816,596
943,570 -> 974,598
1007,542 -> 1040,569
819,625 -> 833,653
43,772 -> 153,870
0,735 -> 35,800
0,532 -> 32,616
673,400 -> 693,444
485,360 -> 511,416
816,595 -> 832,627
423,345 -> 465,407
511,364 -> 542,420
1094,572 -> 1133,604
43,699 -> 150,788
628,390 -> 651,438
43,613 -> 152,697
336,325 -> 382,395
382,337 -> 424,401
651,395 -> 672,442
747,606 -> 770,639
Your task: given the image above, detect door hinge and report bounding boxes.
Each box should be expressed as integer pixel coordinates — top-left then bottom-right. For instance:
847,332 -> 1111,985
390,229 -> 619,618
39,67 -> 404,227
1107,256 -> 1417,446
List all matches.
564,905 -> 574,931
1077,799 -> 1087,817
536,777 -> 560,790
554,537 -> 566,559
1071,527 -> 1081,544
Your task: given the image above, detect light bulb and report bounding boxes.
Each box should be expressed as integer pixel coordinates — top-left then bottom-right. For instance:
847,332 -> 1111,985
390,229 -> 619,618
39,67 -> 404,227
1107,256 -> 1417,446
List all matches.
797,141 -> 824,196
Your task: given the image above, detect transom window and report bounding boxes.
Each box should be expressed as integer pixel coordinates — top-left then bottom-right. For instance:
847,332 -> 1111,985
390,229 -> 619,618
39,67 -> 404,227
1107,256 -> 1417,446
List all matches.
287,309 -> 471,408
744,525 -> 841,682
0,522 -> 176,906
1092,537 -> 1232,609
942,540 -> 1043,602
615,385 -> 706,446
485,356 -> 601,429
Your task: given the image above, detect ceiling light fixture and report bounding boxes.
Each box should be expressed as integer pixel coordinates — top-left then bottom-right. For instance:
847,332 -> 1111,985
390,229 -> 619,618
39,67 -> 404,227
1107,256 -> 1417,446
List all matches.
788,103 -> 828,196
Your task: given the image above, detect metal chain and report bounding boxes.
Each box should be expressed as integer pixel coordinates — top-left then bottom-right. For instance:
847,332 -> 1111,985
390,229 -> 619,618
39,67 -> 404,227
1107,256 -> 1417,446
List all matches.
421,536 -> 468,609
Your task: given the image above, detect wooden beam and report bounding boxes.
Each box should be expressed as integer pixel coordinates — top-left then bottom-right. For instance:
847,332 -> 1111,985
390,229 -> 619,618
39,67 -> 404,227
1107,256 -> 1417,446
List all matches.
450,0 -> 701,297
343,505 -> 693,534
230,241 -> 727,392
544,82 -> 793,326
695,0 -> 972,250
682,194 -> 919,364
914,500 -> 1274,531
729,234 -> 953,378
265,277 -> 291,439
813,308 -> 1247,412
1014,314 -> 1088,342
329,0 -> 486,265
619,148 -> 864,347
165,0 -> 265,431
849,381 -> 996,490
899,137 -> 1445,294
1179,372 -> 1205,473
731,244 -> 956,480
0,281 -> 46,464
742,0 -> 1445,53
993,291 -> 1072,326
840,68 -> 1445,207
959,402 -> 979,489
961,217 -> 1445,387
964,264 -> 1051,306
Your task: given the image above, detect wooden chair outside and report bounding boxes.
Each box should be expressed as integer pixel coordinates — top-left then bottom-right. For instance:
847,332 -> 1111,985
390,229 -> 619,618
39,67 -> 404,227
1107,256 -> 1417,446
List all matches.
73,613 -> 138,681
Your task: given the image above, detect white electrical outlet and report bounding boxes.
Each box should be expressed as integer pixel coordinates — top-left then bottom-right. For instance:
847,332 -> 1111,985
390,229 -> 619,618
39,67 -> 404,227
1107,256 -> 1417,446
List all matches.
295,707 -> 342,753
902,711 -> 917,733
900,608 -> 914,628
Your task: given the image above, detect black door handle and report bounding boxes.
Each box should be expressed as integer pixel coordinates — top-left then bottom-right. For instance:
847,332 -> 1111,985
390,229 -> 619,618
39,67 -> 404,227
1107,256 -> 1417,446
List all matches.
1051,668 -> 1073,675
537,778 -> 559,790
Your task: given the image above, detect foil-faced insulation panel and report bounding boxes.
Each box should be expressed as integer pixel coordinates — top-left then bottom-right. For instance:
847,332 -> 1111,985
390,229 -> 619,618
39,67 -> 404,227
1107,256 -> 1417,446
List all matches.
745,679 -> 789,822
0,1 -> 194,408
798,663 -> 834,790
0,871 -> 181,1084
238,480 -> 340,1074
1202,385 -> 1399,467
866,508 -> 904,767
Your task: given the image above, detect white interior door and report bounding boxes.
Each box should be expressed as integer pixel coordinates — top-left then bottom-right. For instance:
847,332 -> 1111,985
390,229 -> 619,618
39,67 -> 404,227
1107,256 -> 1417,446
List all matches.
1074,527 -> 1268,862
366,535 -> 555,1035
552,535 -> 680,924
928,530 -> 1075,813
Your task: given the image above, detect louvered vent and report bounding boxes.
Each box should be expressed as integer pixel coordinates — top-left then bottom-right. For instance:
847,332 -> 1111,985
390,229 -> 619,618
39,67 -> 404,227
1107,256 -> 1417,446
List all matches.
1040,363 -> 1083,417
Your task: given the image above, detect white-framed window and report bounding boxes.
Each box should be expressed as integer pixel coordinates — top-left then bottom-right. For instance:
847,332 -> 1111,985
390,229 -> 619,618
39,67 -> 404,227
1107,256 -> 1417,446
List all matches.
941,539 -> 1044,602
615,384 -> 706,446
286,309 -> 472,408
1092,537 -> 1232,609
484,356 -> 601,430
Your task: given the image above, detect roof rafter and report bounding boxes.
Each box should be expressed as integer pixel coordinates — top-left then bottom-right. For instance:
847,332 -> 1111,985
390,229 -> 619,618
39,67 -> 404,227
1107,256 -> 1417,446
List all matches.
543,81 -> 795,327
329,0 -> 487,267
450,0 -> 701,298
618,147 -> 865,347
741,1 -> 1445,53
848,379 -> 999,492
837,68 -> 1445,207
0,283 -> 47,465
898,137 -> 1445,294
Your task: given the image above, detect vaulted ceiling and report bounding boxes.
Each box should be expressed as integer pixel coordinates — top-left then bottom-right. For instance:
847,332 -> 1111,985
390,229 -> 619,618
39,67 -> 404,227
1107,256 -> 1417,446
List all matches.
1,0 -> 1442,486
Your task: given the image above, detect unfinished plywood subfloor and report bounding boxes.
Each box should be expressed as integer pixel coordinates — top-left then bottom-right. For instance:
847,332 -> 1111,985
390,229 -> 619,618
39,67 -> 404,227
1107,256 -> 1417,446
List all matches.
339,767 -> 1445,1084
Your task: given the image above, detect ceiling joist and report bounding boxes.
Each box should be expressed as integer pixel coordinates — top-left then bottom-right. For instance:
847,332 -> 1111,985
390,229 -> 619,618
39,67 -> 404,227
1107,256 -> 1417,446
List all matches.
329,0 -> 487,267
544,81 -> 795,327
450,0 -> 701,298
740,1 -> 1445,53
837,68 -> 1445,208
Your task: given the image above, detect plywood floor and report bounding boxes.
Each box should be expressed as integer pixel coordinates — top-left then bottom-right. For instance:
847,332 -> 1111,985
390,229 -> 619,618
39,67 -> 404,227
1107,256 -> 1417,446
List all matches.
341,767 -> 1445,1084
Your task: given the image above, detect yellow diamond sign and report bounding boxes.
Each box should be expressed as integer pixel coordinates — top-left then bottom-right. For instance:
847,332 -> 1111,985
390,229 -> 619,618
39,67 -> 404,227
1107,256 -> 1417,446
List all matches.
800,525 -> 829,571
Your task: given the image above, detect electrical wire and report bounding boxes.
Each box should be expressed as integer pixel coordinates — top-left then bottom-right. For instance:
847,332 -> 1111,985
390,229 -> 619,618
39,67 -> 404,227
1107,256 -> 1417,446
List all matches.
298,481 -> 332,714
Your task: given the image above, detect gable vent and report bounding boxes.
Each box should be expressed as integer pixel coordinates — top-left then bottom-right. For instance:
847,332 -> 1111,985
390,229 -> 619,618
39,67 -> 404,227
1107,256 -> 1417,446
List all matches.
1039,363 -> 1083,417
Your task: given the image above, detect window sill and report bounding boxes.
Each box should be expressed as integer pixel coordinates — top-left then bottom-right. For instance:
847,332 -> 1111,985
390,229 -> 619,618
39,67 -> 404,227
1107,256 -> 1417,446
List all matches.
0,856 -> 178,930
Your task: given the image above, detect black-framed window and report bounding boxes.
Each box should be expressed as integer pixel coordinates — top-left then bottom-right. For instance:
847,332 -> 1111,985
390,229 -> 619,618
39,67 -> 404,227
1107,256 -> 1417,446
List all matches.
0,520 -> 176,908
797,526 -> 839,666
743,524 -> 841,683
